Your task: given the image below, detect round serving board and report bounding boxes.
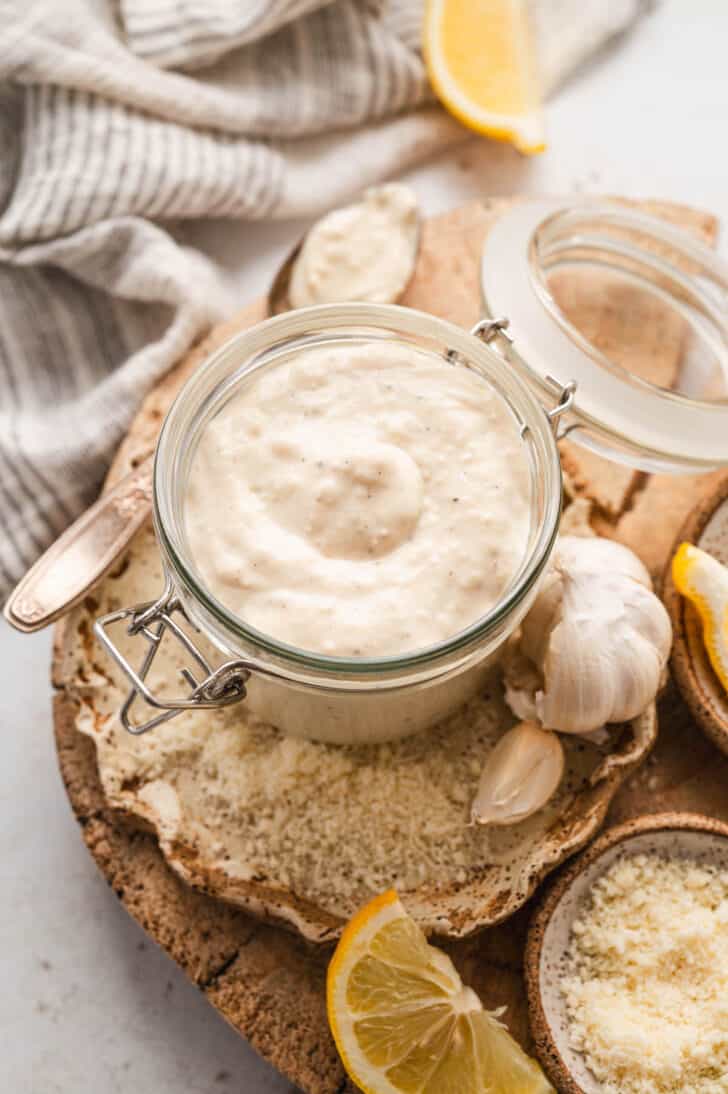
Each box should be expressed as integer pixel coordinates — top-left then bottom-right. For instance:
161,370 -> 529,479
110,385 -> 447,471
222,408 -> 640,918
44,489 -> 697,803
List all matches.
52,197 -> 728,1092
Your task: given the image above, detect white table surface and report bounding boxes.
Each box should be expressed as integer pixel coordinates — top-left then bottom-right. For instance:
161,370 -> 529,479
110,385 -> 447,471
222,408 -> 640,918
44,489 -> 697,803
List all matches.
4,2 -> 727,1091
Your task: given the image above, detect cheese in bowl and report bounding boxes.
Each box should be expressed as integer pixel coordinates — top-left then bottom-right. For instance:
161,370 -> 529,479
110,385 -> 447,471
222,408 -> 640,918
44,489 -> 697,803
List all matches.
185,340 -> 531,659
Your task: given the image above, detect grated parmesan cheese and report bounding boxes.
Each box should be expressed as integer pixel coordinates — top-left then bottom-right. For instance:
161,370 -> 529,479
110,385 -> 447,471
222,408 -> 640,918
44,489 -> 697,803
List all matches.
71,524 -> 624,928
562,853 -> 728,1094
73,525 -> 612,922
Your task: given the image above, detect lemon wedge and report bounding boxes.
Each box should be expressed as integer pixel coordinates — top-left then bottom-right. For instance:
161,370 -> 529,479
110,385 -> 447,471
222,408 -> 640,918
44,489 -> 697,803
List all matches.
423,0 -> 545,154
327,890 -> 553,1094
672,542 -> 728,694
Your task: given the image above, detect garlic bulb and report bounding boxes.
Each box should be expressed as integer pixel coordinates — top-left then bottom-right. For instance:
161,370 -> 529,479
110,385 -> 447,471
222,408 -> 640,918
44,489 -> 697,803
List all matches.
504,535 -> 672,734
471,720 -> 564,826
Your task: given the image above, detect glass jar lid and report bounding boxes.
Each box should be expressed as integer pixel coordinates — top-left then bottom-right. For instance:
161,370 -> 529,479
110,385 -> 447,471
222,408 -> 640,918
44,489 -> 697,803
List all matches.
481,200 -> 728,472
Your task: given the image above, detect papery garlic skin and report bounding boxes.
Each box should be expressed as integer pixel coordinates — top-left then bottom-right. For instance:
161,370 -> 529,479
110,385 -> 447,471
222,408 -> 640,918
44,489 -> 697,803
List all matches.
471,720 -> 565,826
504,536 -> 672,735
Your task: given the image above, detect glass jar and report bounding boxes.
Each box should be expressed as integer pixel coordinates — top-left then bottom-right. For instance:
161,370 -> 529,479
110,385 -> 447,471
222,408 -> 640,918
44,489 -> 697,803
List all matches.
95,200 -> 728,745
97,304 -> 562,743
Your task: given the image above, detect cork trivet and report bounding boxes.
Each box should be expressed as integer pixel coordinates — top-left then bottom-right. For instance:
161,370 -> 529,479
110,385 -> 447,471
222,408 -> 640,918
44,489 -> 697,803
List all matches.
53,197 -> 727,1093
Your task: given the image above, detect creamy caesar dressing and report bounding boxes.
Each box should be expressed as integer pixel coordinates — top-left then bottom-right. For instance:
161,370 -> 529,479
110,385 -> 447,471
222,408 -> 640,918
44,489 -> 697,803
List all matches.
288,184 -> 420,308
184,341 -> 531,658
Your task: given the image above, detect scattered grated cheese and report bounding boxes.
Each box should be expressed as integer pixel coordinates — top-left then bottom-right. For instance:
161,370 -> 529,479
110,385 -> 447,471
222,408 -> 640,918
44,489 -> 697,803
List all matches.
562,852 -> 728,1094
72,525 -> 622,924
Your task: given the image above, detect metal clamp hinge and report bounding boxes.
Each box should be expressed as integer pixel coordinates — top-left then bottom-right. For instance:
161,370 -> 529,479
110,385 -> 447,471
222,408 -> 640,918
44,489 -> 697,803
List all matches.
468,316 -> 577,441
544,376 -> 577,439
470,316 -> 514,346
447,316 -> 513,365
94,579 -> 251,735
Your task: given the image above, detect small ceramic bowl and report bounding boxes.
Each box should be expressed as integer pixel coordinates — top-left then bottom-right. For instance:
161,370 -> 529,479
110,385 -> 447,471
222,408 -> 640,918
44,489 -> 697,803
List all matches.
663,475 -> 728,756
524,812 -> 728,1094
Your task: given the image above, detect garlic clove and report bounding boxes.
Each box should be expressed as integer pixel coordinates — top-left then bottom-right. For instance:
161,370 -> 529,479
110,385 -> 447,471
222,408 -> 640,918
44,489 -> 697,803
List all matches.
504,535 -> 672,736
503,644 -> 541,722
471,720 -> 565,826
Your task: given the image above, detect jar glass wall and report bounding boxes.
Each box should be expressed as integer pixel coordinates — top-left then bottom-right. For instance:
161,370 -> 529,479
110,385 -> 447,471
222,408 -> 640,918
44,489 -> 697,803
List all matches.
151,304 -> 562,743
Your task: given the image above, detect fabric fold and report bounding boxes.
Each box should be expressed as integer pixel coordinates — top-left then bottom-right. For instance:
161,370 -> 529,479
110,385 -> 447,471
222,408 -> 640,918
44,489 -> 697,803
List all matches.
119,0 -> 337,72
0,0 -> 650,597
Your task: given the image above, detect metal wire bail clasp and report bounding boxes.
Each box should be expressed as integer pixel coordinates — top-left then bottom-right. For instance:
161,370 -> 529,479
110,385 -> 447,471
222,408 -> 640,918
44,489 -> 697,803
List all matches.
94,577 -> 251,735
470,316 -> 514,346
469,315 -> 578,440
543,376 -> 577,439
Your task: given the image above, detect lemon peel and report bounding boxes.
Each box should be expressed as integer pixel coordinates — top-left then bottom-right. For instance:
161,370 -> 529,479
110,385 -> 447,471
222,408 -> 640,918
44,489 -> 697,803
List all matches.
672,542 -> 728,694
423,0 -> 545,154
327,890 -> 553,1094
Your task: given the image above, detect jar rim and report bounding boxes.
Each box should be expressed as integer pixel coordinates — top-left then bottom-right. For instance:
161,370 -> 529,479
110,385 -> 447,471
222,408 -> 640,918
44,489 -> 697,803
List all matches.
532,204 -> 728,412
482,199 -> 728,473
153,303 -> 563,678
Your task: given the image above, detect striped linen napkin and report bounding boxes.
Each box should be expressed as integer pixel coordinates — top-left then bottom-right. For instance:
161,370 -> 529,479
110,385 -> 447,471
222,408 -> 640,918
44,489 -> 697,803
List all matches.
0,0 -> 648,597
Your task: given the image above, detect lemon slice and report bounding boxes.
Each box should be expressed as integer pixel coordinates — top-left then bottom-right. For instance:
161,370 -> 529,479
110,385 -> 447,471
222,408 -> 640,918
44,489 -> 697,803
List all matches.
327,890 -> 553,1094
423,0 -> 545,154
672,542 -> 728,693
